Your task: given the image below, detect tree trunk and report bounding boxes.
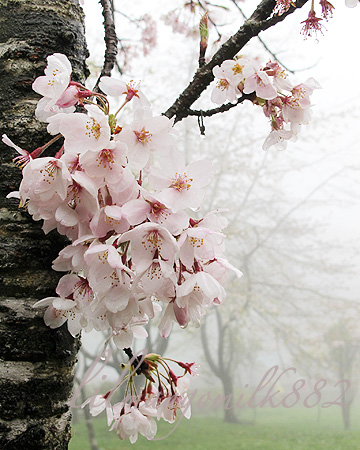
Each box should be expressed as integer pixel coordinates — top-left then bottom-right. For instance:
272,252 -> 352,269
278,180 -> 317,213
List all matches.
342,402 -> 350,431
81,389 -> 99,450
0,1 -> 88,448
220,372 -> 238,424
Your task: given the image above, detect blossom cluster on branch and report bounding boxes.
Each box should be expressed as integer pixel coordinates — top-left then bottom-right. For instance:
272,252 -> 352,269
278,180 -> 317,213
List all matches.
4,53 -> 243,442
80,350 -> 196,442
211,56 -> 320,150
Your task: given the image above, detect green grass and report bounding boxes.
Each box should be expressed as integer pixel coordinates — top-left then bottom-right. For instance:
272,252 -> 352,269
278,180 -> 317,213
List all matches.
69,406 -> 360,450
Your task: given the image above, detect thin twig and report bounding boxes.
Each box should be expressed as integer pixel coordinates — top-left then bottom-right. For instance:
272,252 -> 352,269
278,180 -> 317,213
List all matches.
185,92 -> 256,117
93,0 -> 118,92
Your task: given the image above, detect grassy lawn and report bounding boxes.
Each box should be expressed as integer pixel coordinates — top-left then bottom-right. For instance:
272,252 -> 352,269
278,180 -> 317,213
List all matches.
69,406 -> 360,450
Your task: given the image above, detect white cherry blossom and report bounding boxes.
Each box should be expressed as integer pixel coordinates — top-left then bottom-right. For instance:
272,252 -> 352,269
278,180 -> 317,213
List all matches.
149,151 -> 213,213
116,114 -> 175,169
243,70 -> 277,100
118,222 -> 178,274
99,76 -> 151,109
32,53 -> 71,103
48,105 -> 111,154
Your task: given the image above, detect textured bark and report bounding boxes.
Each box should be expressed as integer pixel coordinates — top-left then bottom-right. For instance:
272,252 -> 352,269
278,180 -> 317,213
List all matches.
0,1 -> 88,448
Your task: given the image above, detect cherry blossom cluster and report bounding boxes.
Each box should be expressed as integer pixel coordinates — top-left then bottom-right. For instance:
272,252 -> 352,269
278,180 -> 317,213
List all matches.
82,351 -> 195,443
211,57 -> 320,150
4,53 -> 241,441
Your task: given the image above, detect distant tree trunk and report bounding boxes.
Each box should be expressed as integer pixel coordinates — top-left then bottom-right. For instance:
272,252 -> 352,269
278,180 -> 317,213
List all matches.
221,372 -> 239,423
0,1 -> 88,448
340,382 -> 352,431
342,402 -> 350,430
81,389 -> 99,450
201,311 -> 239,423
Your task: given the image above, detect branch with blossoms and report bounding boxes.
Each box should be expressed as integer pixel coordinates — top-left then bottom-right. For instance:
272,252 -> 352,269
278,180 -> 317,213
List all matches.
164,0 -> 310,122
3,53 -> 242,443
230,0 -> 296,73
81,351 -> 196,442
2,50 -> 318,446
2,0 -> 358,444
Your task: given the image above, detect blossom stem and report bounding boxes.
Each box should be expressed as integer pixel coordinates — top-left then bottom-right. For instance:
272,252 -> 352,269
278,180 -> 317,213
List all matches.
30,133 -> 63,159
94,93 -> 110,114
114,98 -> 129,118
54,145 -> 65,159
83,99 -> 107,115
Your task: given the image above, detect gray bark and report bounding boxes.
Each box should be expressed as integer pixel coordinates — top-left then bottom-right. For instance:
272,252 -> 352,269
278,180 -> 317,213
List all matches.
0,1 -> 88,448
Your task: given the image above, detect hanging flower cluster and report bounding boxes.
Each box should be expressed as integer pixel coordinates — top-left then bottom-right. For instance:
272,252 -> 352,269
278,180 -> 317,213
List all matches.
4,53 -> 242,442
82,351 -> 195,443
275,0 -> 358,36
211,57 -> 320,150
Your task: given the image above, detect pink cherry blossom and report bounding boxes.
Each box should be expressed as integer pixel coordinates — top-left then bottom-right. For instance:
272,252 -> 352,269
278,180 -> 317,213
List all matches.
48,105 -> 111,154
118,222 -> 178,273
243,71 -> 277,100
116,115 -> 175,170
178,226 -> 225,269
107,170 -> 140,207
54,170 -> 99,230
281,78 -> 320,124
175,272 -> 226,326
2,134 -> 33,167
136,259 -> 177,296
121,189 -> 189,235
264,61 -> 293,91
80,142 -> 128,187
33,273 -> 93,337
99,76 -> 150,108
19,157 -> 71,209
149,151 -> 213,213
7,52 -> 253,443
84,243 -> 133,313
111,402 -> 157,443
211,64 -> 241,105
262,129 -> 296,151
110,317 -> 149,349
222,58 -> 255,84
32,53 -> 71,103
204,258 -> 243,284
52,242 -> 89,272
82,393 -> 113,426
157,377 -> 191,423
90,205 -> 130,238
274,0 -> 293,15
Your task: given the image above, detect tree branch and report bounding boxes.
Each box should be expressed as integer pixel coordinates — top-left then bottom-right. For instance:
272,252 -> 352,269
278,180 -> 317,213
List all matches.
184,92 -> 256,118
200,315 -> 221,377
93,0 -> 118,91
229,0 -> 296,73
163,0 -> 310,123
